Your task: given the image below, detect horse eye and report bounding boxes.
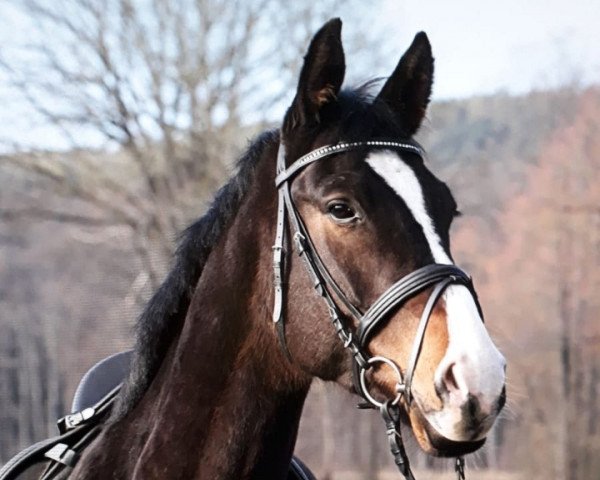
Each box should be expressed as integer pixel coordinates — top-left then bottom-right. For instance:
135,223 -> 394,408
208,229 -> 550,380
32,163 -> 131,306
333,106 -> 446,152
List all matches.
328,202 -> 357,222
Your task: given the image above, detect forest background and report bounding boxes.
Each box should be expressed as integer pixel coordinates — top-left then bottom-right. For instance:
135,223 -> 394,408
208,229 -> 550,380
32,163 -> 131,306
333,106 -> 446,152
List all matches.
1,1 -> 599,478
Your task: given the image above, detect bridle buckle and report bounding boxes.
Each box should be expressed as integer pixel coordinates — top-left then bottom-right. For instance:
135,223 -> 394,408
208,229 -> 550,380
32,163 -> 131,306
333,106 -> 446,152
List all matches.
293,231 -> 307,253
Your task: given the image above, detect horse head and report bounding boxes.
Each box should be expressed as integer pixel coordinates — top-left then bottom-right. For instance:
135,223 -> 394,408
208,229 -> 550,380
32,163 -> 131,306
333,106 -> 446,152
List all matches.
277,18 -> 506,458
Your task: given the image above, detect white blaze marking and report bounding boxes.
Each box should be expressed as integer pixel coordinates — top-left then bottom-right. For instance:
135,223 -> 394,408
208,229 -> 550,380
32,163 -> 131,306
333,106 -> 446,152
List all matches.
366,150 -> 505,441
365,150 -> 450,264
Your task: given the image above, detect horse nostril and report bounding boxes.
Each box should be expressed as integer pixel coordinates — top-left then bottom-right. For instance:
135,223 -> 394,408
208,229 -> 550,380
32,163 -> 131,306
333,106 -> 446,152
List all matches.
467,394 -> 478,417
496,385 -> 507,412
442,362 -> 460,394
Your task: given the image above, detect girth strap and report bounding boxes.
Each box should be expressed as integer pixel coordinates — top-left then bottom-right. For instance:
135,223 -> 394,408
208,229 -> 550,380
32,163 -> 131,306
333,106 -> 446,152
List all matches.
0,386 -> 119,480
44,443 -> 78,468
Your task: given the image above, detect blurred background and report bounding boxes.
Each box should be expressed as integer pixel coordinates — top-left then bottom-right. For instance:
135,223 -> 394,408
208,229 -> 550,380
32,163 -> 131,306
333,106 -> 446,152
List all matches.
0,0 -> 598,478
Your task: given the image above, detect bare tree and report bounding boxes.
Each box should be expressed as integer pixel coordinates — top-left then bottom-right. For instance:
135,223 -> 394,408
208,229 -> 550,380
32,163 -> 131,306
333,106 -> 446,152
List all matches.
0,0 -> 388,465
0,0 -> 383,288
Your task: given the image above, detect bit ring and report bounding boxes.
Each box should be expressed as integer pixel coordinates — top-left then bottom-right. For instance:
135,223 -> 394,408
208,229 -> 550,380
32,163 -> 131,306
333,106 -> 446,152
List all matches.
359,356 -> 405,408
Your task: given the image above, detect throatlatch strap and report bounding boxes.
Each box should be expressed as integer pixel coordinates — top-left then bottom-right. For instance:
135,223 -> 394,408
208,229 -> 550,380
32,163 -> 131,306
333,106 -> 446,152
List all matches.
272,188 -> 286,325
272,145 -> 287,324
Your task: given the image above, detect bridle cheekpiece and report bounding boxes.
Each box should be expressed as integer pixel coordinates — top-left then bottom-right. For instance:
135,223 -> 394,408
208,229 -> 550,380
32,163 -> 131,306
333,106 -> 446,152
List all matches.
272,138 -> 480,480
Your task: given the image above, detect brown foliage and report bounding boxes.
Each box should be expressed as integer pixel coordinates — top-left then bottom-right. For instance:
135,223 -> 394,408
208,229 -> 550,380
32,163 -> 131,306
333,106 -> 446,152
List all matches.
452,87 -> 600,479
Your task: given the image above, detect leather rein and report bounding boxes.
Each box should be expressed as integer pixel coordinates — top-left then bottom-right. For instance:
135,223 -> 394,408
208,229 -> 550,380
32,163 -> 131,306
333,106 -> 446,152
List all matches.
272,139 -> 482,480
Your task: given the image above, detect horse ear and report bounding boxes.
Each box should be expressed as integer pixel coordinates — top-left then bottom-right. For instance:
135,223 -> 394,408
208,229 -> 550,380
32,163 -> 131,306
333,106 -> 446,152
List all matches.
376,32 -> 434,136
284,18 -> 345,131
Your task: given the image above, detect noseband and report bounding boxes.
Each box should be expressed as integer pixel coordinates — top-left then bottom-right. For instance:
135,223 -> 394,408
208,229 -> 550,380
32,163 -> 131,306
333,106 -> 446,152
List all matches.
272,139 -> 481,480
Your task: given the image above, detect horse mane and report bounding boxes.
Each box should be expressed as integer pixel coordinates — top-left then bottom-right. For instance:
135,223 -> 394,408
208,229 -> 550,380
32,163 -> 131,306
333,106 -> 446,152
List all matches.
112,129 -> 279,420
112,84 -> 401,420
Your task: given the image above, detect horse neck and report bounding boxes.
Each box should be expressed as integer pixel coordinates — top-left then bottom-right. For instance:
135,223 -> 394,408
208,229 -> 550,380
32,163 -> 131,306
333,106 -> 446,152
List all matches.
151,224 -> 310,479
101,143 -> 311,480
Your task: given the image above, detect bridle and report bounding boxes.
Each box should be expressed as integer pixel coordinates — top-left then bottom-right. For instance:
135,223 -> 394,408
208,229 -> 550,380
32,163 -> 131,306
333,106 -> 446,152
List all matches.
273,138 -> 483,480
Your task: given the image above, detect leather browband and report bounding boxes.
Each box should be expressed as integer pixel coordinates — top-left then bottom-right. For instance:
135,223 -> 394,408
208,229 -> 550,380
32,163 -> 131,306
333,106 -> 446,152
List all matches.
275,140 -> 424,187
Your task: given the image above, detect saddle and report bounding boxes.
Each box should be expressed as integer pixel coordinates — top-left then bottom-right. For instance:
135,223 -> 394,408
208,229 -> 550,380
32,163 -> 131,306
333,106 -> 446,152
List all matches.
0,351 -> 317,480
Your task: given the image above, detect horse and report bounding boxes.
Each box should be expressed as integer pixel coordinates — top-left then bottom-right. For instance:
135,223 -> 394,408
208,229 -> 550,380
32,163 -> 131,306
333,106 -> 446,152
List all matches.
1,18 -> 506,480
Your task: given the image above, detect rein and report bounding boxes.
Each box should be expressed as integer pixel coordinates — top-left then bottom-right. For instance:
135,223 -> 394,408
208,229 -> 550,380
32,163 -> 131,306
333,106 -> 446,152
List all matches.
273,139 -> 481,480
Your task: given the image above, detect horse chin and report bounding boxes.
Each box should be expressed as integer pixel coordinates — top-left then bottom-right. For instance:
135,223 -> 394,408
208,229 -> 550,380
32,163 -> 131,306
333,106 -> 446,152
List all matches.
407,406 -> 486,457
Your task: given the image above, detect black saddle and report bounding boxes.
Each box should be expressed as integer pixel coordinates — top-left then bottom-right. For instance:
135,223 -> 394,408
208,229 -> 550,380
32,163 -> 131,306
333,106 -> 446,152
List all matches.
71,351 -> 132,413
0,351 -> 317,480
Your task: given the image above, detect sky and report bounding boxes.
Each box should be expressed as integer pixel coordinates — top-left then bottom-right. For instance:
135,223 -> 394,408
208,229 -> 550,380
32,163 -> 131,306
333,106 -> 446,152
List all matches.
0,0 -> 598,151
378,0 -> 599,99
